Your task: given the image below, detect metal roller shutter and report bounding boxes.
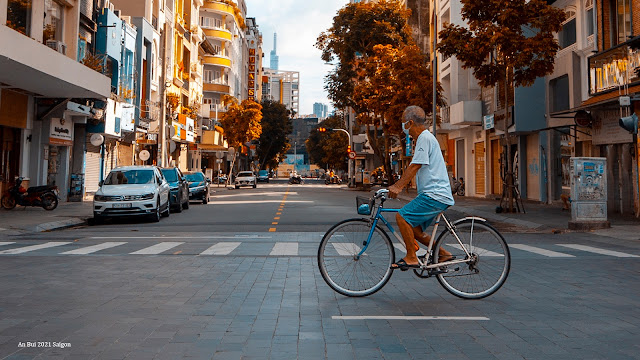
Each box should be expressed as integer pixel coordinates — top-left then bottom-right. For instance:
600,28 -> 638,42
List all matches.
85,135 -> 101,193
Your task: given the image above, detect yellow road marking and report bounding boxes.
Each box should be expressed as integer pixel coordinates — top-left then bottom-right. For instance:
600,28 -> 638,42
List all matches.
173,250 -> 182,255
269,228 -> 276,232
276,212 -> 282,215
274,217 -> 280,220
272,222 -> 278,225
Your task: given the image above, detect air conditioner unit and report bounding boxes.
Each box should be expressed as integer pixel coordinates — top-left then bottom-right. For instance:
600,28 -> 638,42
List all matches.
45,40 -> 67,55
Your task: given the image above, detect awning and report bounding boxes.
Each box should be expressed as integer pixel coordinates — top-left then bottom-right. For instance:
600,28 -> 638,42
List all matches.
199,144 -> 228,152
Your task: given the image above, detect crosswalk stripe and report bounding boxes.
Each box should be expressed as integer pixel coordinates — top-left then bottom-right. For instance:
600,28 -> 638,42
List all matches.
270,242 -> 298,256
200,242 -> 241,255
0,242 -> 16,247
447,243 -> 504,257
0,242 -> 71,255
557,244 -> 640,258
332,243 -> 362,256
130,242 -> 184,255
510,244 -> 575,257
61,242 -> 127,255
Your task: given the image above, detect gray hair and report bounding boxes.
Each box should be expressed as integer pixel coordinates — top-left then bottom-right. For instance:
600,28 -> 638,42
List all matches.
403,106 -> 426,124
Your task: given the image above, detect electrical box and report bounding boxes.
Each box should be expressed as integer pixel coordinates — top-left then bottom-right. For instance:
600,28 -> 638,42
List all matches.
569,157 -> 608,227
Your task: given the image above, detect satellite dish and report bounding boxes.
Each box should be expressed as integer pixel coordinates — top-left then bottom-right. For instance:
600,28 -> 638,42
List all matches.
169,126 -> 176,138
228,147 -> 236,156
148,120 -> 159,132
216,151 -> 223,158
90,134 -> 104,146
139,150 -> 150,161
169,140 -> 177,153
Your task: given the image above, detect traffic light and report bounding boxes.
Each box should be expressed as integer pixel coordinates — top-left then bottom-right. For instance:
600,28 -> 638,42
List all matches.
318,127 -> 326,132
347,145 -> 351,153
619,113 -> 638,134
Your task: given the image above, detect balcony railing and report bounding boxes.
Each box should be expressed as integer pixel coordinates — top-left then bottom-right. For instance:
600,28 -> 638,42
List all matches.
440,106 -> 450,124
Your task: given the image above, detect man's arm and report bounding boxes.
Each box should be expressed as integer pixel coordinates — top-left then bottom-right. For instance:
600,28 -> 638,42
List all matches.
388,163 -> 421,198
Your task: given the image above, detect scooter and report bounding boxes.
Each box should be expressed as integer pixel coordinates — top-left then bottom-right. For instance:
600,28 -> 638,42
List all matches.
325,175 -> 342,185
451,177 -> 465,196
288,174 -> 304,185
1,177 -> 59,210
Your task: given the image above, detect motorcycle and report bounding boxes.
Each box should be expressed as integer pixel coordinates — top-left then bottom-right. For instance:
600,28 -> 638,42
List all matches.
325,175 -> 342,185
451,176 -> 465,196
288,174 -> 304,185
1,177 -> 59,210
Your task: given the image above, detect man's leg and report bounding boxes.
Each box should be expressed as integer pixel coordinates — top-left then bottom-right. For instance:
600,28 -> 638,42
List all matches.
395,213 -> 419,265
411,227 -> 453,262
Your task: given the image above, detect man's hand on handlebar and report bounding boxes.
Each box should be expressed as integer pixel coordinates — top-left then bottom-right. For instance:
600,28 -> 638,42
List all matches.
388,184 -> 402,199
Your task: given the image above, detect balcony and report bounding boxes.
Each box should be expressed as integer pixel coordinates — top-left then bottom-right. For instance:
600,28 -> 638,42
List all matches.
202,1 -> 236,18
204,55 -> 232,68
449,101 -> 482,126
191,64 -> 202,79
203,82 -> 230,94
203,28 -> 232,42
0,25 -> 110,98
190,26 -> 204,43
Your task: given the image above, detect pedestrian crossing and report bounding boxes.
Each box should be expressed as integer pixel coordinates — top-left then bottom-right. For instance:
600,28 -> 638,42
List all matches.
0,240 -> 638,258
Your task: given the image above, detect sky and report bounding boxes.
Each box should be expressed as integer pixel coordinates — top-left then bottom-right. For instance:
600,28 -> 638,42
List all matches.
244,0 -> 348,116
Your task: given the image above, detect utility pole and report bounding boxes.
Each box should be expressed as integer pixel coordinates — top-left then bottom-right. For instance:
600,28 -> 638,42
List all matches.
432,0 -> 438,137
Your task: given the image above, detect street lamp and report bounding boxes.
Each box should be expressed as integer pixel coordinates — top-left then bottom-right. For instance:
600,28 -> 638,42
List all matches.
330,128 -> 353,187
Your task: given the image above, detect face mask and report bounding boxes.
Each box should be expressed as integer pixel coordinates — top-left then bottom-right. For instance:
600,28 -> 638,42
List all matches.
402,121 -> 412,136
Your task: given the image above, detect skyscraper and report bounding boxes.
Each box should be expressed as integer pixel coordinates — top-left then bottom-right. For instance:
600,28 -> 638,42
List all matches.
313,102 -> 328,119
270,33 -> 279,70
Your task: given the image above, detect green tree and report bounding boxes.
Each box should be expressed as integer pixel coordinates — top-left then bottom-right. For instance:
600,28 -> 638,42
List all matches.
316,0 -> 412,112
306,116 -> 348,172
257,100 -> 293,170
438,0 -> 565,212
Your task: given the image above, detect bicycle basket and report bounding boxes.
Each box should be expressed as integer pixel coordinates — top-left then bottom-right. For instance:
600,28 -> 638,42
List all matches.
356,196 -> 374,215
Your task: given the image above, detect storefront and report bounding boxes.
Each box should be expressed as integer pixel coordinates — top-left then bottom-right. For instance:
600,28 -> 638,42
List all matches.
0,89 -> 28,199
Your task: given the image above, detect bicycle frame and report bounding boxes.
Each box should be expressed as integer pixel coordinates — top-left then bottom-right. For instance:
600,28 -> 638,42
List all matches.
358,201 -> 473,270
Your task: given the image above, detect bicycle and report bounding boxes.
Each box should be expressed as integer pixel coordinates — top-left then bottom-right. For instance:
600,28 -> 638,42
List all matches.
317,189 -> 510,298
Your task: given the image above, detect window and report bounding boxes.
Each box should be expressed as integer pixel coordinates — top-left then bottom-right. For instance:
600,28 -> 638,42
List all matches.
550,75 -> 570,113
559,9 -> 576,49
203,98 -> 213,105
586,0 -> 594,36
43,0 -> 64,42
200,16 -> 223,29
6,0 -> 32,36
610,0 -> 632,46
77,38 -> 86,61
203,70 -> 212,83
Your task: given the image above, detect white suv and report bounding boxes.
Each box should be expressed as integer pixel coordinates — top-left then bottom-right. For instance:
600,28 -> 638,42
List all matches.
235,171 -> 257,189
93,166 -> 171,222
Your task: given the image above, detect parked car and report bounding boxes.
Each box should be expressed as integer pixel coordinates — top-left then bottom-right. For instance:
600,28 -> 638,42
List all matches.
161,167 -> 190,212
93,166 -> 170,222
235,171 -> 257,189
185,171 -> 211,204
257,170 -> 270,183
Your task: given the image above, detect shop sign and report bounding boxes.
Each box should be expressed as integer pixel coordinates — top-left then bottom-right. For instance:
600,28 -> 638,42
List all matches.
49,117 -> 74,146
483,114 -> 495,130
120,103 -> 135,132
589,42 -> 640,95
186,117 -> 195,143
104,99 -> 121,137
592,110 -> 633,145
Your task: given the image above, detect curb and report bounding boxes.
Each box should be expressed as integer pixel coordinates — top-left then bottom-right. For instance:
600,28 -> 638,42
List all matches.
29,218 -> 88,233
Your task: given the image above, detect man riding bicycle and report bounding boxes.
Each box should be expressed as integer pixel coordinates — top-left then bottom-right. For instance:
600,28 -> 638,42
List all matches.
388,106 -> 455,270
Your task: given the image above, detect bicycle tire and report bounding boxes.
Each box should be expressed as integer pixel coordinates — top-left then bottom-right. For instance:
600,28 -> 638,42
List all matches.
433,218 -> 510,299
318,218 -> 395,297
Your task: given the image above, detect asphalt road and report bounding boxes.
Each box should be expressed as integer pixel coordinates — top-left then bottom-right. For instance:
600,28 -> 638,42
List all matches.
1,183 -> 639,359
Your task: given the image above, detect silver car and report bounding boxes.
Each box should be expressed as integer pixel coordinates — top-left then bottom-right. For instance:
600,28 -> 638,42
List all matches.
235,171 -> 257,189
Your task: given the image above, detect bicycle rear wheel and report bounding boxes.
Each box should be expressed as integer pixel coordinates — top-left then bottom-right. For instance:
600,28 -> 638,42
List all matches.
433,219 -> 510,299
318,219 -> 395,297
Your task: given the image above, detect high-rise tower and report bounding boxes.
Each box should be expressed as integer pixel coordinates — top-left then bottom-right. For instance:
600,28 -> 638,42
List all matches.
270,33 -> 279,70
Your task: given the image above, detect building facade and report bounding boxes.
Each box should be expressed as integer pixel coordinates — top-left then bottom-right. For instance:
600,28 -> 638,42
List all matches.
261,69 -> 299,116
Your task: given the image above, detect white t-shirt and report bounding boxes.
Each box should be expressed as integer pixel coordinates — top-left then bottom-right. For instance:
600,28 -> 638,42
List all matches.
410,129 -> 455,206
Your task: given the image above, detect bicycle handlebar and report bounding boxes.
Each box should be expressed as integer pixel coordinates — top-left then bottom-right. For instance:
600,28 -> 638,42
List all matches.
374,189 -> 389,199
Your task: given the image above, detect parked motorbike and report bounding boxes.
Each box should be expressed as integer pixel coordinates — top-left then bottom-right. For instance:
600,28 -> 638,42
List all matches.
1,177 -> 59,210
325,175 -> 342,185
451,176 -> 465,196
289,174 -> 304,185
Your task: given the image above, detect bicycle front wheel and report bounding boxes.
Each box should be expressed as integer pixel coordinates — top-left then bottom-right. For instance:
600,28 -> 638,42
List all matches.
318,219 -> 395,297
434,219 -> 510,299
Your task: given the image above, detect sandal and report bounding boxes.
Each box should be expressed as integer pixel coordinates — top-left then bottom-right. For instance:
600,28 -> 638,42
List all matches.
390,259 -> 420,271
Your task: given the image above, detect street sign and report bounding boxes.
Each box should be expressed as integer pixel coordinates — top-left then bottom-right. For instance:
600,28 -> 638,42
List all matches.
483,114 -> 495,130
348,151 -> 356,159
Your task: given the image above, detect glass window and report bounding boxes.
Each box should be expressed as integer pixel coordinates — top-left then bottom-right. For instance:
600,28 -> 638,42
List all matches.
559,10 -> 576,49
586,0 -> 594,36
6,0 -> 32,36
43,0 -> 63,42
550,75 -> 570,113
104,170 -> 155,185
617,0 -> 631,44
161,169 -> 178,182
185,173 -> 204,182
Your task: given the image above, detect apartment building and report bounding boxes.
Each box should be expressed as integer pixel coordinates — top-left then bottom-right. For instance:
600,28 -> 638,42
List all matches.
1,0 -> 111,201
261,69 -> 299,116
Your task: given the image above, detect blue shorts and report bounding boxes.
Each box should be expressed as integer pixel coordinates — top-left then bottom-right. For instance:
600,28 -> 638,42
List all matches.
398,193 -> 450,232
